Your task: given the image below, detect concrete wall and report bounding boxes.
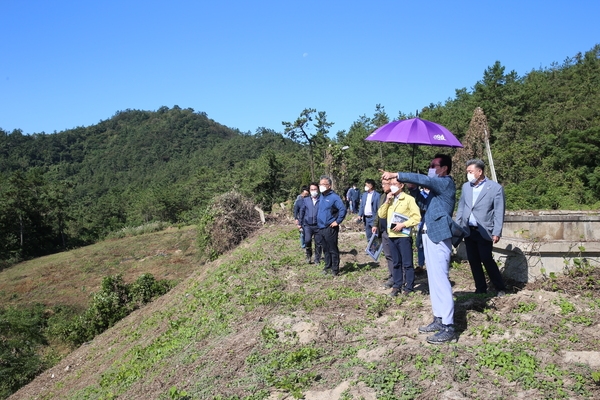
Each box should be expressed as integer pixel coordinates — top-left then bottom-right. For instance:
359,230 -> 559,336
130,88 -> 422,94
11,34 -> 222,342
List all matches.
456,211 -> 600,283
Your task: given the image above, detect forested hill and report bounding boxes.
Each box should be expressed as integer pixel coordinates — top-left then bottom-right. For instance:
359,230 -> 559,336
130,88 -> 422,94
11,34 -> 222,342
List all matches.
0,106 -> 307,264
1,45 -> 600,265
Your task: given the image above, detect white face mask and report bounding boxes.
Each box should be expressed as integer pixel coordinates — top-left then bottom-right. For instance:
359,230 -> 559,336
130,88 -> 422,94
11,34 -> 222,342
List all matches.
390,185 -> 400,194
467,173 -> 477,183
310,190 -> 318,197
319,185 -> 327,193
427,168 -> 438,178
364,185 -> 370,192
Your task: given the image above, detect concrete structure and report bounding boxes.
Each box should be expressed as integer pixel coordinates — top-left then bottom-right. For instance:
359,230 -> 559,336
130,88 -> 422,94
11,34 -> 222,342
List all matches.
456,211 -> 600,283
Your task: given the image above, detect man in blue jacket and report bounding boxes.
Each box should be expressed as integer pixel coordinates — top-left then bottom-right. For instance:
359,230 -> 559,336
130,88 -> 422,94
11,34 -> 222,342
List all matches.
381,154 -> 463,344
297,183 -> 323,265
317,175 -> 347,276
293,186 -> 309,249
358,179 -> 381,242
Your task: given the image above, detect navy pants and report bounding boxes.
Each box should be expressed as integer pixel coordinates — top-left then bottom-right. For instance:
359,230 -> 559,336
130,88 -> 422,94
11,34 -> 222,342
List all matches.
363,216 -> 375,241
389,236 -> 414,291
303,224 -> 323,263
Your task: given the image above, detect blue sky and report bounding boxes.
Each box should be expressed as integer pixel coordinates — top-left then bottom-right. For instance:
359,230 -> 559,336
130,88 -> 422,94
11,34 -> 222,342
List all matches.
1,0 -> 598,136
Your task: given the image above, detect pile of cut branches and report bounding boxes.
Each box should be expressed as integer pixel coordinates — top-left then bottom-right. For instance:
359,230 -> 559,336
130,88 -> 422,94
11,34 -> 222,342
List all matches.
196,191 -> 262,260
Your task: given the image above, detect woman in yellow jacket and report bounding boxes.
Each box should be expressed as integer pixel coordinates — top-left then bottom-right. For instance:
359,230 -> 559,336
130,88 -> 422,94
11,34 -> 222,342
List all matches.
377,178 -> 421,297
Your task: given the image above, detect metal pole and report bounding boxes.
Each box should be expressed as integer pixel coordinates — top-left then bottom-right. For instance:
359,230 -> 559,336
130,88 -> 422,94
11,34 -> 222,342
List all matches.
484,129 -> 498,182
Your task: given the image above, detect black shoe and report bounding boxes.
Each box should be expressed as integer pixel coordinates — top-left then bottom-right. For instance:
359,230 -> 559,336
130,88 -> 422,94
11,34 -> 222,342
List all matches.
331,271 -> 339,276
321,269 -> 330,276
383,274 -> 392,281
418,317 -> 443,333
382,281 -> 393,289
305,256 -> 312,264
314,259 -> 321,264
426,324 -> 457,344
389,288 -> 401,297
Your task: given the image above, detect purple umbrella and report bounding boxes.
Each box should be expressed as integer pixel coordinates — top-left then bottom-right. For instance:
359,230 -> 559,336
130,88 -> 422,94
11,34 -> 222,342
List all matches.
365,117 -> 463,170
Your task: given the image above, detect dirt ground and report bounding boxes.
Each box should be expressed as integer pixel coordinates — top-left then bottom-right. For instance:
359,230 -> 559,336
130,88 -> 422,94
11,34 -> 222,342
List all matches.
10,219 -> 600,399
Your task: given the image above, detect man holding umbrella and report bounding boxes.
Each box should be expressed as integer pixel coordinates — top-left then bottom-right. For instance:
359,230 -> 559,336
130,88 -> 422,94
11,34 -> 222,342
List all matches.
380,154 -> 458,344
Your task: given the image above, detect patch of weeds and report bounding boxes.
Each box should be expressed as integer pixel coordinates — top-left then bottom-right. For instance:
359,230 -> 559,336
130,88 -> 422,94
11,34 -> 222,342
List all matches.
470,324 -> 495,339
366,295 -> 390,318
339,388 -> 353,400
245,345 -> 324,398
167,386 -> 189,399
483,308 -> 501,323
342,320 -> 369,335
474,341 -> 587,397
476,342 -> 538,388
267,372 -> 318,399
568,315 -> 594,326
363,363 -> 422,399
554,297 -> 576,315
452,363 -> 470,382
530,325 -> 545,337
591,370 -> 600,385
568,334 -> 580,343
513,301 -> 537,313
260,325 -> 278,344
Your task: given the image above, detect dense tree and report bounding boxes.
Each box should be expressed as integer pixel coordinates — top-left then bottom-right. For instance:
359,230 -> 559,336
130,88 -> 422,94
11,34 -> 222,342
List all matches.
1,45 -> 600,264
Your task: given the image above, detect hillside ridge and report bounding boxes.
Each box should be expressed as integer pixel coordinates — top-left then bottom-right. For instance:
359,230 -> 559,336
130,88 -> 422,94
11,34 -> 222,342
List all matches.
9,221 -> 600,399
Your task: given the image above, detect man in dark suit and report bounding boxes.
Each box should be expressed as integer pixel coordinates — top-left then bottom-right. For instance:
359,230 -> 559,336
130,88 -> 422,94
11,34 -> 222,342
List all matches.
455,159 -> 507,296
357,179 -> 381,242
317,176 -> 347,276
297,183 -> 323,265
381,154 -> 460,344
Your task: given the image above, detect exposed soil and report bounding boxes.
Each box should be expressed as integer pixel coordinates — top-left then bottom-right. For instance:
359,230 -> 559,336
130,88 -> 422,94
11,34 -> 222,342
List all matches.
9,219 -> 600,399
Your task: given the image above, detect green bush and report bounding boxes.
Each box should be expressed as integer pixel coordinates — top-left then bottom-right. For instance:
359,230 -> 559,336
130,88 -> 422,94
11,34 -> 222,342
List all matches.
64,274 -> 173,346
0,305 -> 49,398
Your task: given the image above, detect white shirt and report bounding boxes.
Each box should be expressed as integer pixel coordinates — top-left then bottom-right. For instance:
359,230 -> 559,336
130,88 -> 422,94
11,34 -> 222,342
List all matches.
364,192 -> 374,216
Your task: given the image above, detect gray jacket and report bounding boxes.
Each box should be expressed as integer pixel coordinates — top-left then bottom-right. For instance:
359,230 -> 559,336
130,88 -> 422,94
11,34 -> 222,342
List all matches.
455,178 -> 505,242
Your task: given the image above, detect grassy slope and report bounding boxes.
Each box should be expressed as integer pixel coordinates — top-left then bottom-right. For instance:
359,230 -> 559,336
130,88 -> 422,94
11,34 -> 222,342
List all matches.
7,221 -> 600,400
0,226 -> 197,309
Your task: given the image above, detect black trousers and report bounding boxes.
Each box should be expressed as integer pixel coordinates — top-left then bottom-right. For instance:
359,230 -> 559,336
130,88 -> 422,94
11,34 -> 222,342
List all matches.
303,224 -> 323,262
381,230 -> 394,279
319,226 -> 340,273
464,228 -> 506,293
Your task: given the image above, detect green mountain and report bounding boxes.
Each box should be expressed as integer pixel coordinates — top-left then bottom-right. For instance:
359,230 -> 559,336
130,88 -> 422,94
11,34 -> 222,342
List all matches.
2,44 -> 600,266
0,107 -> 306,263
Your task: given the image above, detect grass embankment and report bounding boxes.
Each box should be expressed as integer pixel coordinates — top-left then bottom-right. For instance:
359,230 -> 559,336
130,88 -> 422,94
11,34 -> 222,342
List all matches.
8,222 -> 600,399
0,226 -> 197,309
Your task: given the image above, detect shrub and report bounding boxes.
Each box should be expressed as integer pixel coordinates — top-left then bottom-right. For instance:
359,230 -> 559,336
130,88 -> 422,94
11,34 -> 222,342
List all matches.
0,305 -> 48,398
64,274 -> 173,346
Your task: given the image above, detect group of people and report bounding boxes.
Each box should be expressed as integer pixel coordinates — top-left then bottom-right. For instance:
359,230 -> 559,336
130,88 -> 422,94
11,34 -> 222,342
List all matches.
294,155 -> 507,344
294,177 -> 347,276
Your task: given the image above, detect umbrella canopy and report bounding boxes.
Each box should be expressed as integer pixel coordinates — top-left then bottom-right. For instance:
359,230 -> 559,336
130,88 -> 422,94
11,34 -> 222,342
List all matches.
366,117 -> 463,147
365,117 -> 463,171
